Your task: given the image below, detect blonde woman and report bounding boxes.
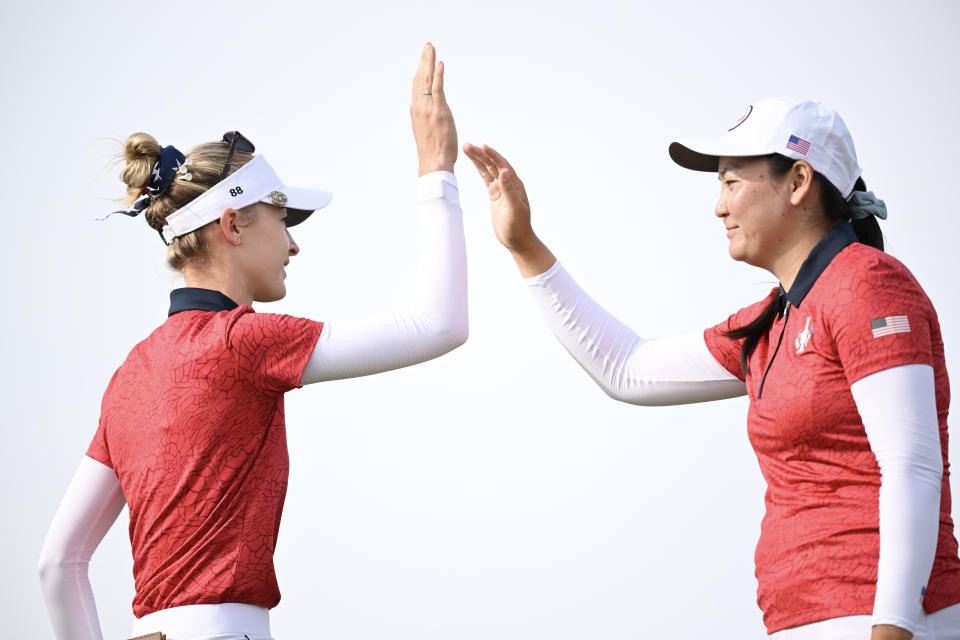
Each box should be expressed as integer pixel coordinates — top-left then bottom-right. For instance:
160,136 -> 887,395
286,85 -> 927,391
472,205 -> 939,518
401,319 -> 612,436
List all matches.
38,43 -> 466,640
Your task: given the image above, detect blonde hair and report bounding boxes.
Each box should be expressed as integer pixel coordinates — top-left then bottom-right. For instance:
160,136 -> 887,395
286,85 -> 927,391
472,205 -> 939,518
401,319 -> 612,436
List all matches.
119,133 -> 255,271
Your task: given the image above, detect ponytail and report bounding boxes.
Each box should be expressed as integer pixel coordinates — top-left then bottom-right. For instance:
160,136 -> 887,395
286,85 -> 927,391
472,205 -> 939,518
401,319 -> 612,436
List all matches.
817,173 -> 883,251
726,294 -> 781,375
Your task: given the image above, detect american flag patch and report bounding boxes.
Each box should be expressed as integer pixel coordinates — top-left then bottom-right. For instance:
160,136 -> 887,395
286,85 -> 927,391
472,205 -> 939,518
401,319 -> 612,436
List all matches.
786,134 -> 811,155
871,315 -> 911,338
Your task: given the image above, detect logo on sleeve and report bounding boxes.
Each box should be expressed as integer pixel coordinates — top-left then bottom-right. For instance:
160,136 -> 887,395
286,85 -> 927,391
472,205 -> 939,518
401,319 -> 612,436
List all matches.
871,315 -> 910,338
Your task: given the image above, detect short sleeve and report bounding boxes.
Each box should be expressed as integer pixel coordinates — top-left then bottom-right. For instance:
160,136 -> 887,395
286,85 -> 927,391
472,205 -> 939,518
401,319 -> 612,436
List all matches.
703,289 -> 778,382
828,255 -> 934,385
86,370 -> 121,469
226,308 -> 324,394
86,419 -> 112,469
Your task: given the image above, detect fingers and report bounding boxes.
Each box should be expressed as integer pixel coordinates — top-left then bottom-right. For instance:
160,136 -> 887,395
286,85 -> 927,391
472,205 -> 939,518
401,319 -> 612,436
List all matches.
463,143 -> 504,200
463,143 -> 495,185
464,143 -> 526,206
413,42 -> 435,97
465,143 -> 501,183
481,144 -> 517,176
474,144 -> 525,200
498,168 -> 526,209
432,60 -> 446,102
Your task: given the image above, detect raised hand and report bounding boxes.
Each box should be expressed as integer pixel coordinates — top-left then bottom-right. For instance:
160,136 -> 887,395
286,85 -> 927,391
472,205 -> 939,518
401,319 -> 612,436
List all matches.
411,43 -> 457,177
462,142 -> 555,277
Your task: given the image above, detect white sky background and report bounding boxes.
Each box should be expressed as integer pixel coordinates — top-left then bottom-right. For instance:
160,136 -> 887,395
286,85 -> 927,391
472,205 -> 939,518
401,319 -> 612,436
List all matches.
3,1 -> 959,637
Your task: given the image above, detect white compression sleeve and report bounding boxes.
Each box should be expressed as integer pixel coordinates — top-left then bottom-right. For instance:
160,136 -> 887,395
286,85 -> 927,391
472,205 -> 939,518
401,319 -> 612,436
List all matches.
300,171 -> 467,384
524,261 -> 746,405
850,364 -> 943,633
38,455 -> 126,640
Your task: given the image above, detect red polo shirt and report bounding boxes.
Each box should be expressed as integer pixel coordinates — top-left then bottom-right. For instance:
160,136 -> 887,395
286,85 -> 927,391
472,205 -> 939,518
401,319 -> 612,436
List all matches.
704,222 -> 960,633
86,288 -> 323,617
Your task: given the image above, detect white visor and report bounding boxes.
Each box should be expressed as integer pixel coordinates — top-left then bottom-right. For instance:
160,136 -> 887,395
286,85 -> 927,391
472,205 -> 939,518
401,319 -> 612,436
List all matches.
161,155 -> 332,243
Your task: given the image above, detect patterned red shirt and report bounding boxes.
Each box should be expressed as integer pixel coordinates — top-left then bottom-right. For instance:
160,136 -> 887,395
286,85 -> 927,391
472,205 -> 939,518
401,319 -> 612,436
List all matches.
86,288 -> 323,618
704,223 -> 960,633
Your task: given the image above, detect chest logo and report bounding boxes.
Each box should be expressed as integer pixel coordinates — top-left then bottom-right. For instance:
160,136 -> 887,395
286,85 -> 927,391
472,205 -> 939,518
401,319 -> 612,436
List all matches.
795,316 -> 814,354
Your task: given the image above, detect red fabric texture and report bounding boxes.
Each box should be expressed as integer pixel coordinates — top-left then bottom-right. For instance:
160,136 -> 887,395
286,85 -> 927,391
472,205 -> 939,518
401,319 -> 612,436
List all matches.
87,307 -> 323,617
704,243 -> 960,633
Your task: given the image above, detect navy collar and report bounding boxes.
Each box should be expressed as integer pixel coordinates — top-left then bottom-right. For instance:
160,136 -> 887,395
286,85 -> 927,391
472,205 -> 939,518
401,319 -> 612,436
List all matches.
779,221 -> 858,314
168,288 -> 240,316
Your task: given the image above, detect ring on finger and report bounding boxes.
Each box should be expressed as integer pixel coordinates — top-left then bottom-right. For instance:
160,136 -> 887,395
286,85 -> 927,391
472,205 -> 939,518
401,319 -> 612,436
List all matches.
422,90 -> 432,95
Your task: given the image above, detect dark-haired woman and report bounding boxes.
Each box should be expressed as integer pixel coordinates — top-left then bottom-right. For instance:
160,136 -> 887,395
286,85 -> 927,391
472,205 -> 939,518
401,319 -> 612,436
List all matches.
38,44 -> 466,640
464,98 -> 960,639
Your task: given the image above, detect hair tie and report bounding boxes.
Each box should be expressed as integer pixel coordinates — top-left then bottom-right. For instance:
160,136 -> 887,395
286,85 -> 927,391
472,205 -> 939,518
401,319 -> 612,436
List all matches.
105,144 -> 187,219
848,190 -> 888,221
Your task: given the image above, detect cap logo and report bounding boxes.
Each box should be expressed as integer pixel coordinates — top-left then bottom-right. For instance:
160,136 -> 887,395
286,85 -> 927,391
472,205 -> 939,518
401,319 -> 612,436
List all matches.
270,190 -> 288,205
786,135 -> 811,156
727,105 -> 753,131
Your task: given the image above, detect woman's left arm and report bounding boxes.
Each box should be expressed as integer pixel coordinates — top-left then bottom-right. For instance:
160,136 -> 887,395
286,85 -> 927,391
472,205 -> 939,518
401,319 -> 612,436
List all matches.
850,363 -> 943,640
38,456 -> 126,640
299,43 -> 466,384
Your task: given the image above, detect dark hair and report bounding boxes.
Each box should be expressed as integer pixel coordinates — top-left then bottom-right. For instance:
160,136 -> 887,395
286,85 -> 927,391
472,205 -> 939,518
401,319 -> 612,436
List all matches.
724,154 -> 883,375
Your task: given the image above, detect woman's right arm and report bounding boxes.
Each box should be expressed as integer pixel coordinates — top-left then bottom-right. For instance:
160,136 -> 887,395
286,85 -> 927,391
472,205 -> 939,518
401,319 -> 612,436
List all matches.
298,43 -> 467,385
299,170 -> 466,384
462,144 -> 745,405
38,456 -> 125,640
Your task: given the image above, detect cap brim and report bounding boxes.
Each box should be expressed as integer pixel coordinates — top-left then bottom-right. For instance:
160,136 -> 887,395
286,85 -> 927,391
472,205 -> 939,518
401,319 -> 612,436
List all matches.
669,138 -> 777,173
260,185 -> 333,227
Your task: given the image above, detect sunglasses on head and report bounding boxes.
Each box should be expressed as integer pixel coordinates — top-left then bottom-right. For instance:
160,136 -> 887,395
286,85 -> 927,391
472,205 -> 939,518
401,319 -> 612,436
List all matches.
219,131 -> 255,182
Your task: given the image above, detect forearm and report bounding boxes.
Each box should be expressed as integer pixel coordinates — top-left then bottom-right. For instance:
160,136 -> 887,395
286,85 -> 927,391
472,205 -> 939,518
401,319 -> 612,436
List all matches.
38,456 -> 125,640
300,171 -> 467,384
872,467 -> 939,634
525,261 -> 746,405
851,364 -> 942,636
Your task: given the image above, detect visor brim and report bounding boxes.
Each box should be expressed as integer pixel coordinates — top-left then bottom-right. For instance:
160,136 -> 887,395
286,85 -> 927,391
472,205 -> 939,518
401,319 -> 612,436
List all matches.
260,185 -> 333,227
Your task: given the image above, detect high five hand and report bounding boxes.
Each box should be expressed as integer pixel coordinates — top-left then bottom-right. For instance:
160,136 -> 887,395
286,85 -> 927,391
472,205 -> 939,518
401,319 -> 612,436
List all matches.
462,143 -> 555,277
411,43 -> 458,177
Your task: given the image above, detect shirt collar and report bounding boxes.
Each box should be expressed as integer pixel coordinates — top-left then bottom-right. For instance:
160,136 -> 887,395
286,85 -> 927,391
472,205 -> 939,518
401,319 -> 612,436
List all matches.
779,221 -> 858,313
168,288 -> 240,316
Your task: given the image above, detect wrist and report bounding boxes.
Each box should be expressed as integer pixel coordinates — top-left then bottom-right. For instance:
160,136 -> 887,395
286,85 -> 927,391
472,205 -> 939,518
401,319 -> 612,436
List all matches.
509,236 -> 556,278
505,231 -> 543,257
418,157 -> 456,177
871,624 -> 913,640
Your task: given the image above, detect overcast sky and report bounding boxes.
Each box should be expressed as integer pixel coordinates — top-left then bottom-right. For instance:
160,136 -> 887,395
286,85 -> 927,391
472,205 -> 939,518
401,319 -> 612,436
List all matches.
3,1 -> 959,638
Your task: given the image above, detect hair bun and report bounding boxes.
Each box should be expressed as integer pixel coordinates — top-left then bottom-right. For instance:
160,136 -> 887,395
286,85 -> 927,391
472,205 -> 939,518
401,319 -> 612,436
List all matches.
120,132 -> 161,200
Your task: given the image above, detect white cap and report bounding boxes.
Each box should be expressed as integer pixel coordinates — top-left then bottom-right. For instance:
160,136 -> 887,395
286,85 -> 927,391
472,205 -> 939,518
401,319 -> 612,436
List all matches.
669,97 -> 862,199
161,154 -> 333,243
